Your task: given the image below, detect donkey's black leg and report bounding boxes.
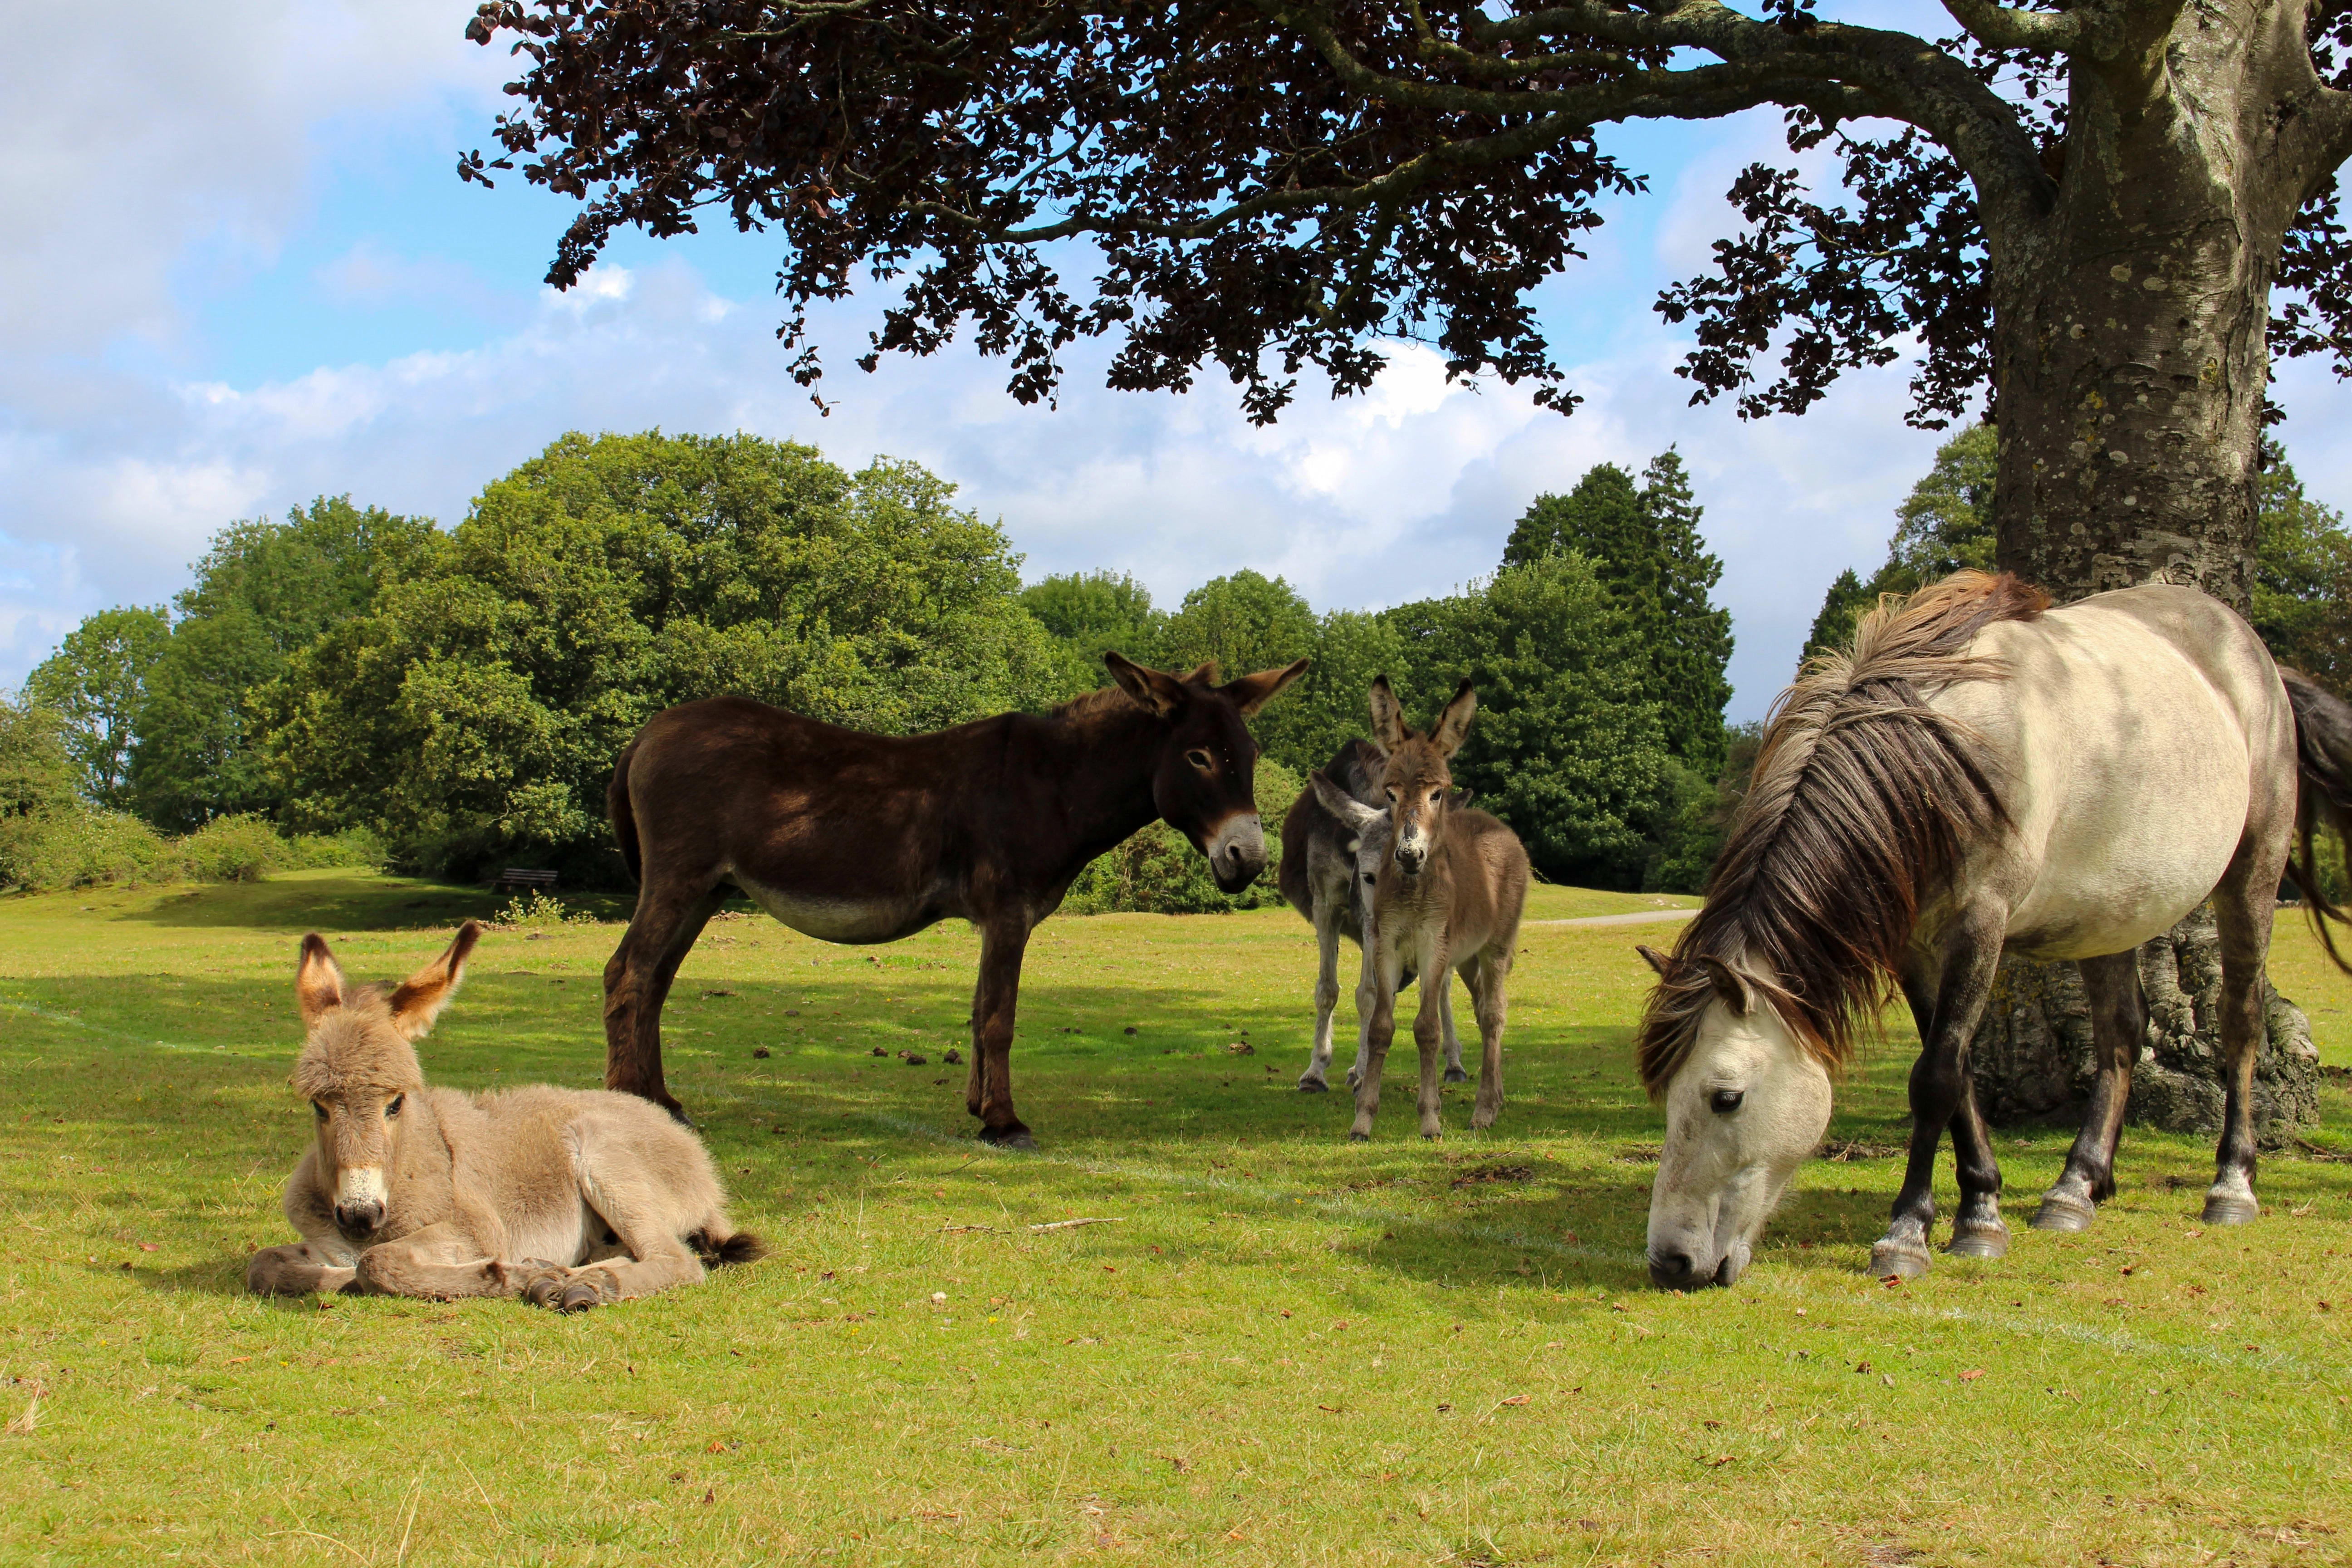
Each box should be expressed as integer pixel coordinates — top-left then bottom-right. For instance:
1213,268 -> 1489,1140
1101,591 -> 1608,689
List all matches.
603,879 -> 726,1123
2034,951 -> 2142,1231
970,916 -> 1038,1150
1870,922 -> 2002,1279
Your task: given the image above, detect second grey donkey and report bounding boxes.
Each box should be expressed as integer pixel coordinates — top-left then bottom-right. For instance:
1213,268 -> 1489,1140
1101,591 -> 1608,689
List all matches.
1278,736 -> 1467,1093
1311,678 -> 1530,1140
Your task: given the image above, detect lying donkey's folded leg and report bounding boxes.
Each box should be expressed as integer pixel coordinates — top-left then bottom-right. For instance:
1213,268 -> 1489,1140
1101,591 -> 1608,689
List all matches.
349,1222 -> 520,1300
246,1242 -> 358,1296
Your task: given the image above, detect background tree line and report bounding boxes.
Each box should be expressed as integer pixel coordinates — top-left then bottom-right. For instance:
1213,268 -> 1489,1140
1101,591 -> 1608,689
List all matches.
8,430 -> 1744,902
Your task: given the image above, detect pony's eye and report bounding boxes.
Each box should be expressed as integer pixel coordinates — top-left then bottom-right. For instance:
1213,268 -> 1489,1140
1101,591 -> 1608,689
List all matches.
385,1094 -> 404,1119
1185,749 -> 1213,771
1709,1088 -> 1744,1115
313,1101 -> 328,1122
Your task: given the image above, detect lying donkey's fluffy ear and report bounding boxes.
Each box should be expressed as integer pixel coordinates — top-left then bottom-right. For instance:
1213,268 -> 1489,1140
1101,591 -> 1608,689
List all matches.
296,933 -> 346,1026
387,921 -> 483,1041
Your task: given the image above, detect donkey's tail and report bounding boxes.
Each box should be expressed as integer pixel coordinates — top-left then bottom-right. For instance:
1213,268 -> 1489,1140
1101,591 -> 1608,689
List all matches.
2279,665 -> 2352,975
690,1227 -> 766,1267
608,736 -> 643,886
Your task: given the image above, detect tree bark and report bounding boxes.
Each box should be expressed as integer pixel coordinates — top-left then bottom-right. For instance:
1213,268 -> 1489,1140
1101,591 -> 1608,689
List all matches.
1972,0 -> 2340,1138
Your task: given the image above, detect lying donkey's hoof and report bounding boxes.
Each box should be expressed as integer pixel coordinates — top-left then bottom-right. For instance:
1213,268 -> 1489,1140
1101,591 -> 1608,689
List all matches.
521,1268 -> 572,1310
559,1281 -> 606,1313
1443,1067 -> 1470,1085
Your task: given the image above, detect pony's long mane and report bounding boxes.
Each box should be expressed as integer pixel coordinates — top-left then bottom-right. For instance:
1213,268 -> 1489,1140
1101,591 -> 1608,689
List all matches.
1635,571 -> 2049,1095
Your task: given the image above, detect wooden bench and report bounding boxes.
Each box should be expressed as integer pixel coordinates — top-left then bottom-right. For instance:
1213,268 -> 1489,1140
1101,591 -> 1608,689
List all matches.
494,867 -> 561,893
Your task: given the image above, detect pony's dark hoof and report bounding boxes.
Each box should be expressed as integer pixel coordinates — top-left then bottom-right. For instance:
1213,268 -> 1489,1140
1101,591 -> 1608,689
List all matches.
1442,1067 -> 1470,1084
2031,1191 -> 2097,1232
1297,1077 -> 1330,1094
2201,1190 -> 2260,1226
980,1127 -> 1038,1152
1945,1220 -> 2010,1259
1867,1239 -> 1931,1279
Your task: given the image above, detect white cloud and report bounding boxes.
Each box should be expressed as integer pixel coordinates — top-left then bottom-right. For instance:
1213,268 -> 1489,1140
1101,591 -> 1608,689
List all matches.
0,1 -> 504,358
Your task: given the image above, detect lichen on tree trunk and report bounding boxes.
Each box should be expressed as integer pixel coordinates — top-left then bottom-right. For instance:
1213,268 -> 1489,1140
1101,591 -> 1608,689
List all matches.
1970,904 -> 2322,1144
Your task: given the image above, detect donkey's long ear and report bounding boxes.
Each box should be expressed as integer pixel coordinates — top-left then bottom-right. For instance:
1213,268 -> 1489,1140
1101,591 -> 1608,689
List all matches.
296,934 -> 346,1026
387,921 -> 482,1042
1181,661 -> 1220,687
1430,680 -> 1478,758
1635,944 -> 1671,978
1221,657 -> 1308,717
1310,770 -> 1382,832
1104,652 -> 1187,717
1367,676 -> 1408,753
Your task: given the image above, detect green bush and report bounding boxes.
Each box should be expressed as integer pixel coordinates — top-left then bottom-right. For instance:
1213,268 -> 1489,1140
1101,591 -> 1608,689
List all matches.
0,806 -> 385,892
1064,757 -> 1300,915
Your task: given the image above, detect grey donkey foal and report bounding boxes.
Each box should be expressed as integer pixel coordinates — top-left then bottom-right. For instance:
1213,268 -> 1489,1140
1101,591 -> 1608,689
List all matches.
1278,738 -> 1467,1092
1312,678 -> 1529,1140
247,922 -> 760,1311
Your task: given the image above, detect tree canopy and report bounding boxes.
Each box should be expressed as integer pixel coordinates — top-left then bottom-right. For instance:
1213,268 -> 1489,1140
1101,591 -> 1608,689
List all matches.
26,606 -> 168,808
1503,448 -> 1733,769
269,432 -> 1065,876
461,2 -> 2352,430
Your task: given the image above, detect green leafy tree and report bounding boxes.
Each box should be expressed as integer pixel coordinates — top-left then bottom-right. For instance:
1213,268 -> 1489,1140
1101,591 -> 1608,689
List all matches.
1801,424 -> 1999,666
1020,570 -> 1166,694
1503,451 -> 1732,770
1157,569 -> 1321,761
269,431 -> 1065,877
25,607 -> 170,806
1385,554 -> 1670,887
2251,438 -> 2352,693
1272,609 -> 1410,775
131,497 -> 438,830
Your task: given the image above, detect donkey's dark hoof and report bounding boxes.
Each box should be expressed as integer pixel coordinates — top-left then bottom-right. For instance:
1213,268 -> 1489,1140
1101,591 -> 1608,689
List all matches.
2031,1191 -> 2097,1232
980,1127 -> 1038,1152
1297,1078 -> 1329,1094
1945,1219 -> 2010,1259
1347,1131 -> 1370,1143
1443,1067 -> 1470,1084
558,1281 -> 604,1313
2201,1191 -> 2260,1226
660,1102 -> 698,1129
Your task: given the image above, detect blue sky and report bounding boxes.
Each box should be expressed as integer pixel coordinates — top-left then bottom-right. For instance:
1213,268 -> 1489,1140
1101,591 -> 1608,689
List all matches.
9,2 -> 2352,722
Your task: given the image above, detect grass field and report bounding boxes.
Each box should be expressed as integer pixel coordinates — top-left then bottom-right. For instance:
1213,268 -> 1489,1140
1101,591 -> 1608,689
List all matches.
3,869 -> 2349,1566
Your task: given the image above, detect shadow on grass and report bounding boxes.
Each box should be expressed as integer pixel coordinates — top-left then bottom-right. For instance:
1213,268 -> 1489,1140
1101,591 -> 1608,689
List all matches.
106,872 -> 643,933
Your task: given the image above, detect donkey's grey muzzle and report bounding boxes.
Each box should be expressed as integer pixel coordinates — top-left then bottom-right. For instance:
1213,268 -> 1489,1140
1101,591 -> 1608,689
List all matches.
1208,814 -> 1268,893
334,1200 -> 384,1239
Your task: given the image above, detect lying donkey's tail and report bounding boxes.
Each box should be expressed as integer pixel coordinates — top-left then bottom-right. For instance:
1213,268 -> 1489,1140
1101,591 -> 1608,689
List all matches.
690,1227 -> 766,1267
2279,666 -> 2352,974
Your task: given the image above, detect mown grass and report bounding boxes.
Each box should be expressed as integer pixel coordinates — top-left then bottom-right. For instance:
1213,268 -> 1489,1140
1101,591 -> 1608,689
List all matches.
2,870 -> 2349,1567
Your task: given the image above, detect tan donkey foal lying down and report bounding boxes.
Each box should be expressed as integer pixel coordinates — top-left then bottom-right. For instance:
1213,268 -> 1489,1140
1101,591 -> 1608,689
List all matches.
247,922 -> 761,1311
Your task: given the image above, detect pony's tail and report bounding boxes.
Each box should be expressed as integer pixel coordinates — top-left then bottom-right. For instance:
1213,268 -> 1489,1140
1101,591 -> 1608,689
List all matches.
608,737 -> 643,886
2280,666 -> 2352,975
691,1227 -> 766,1267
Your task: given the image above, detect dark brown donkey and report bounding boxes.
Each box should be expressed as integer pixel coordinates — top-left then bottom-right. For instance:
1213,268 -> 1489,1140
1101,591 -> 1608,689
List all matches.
603,654 -> 1306,1146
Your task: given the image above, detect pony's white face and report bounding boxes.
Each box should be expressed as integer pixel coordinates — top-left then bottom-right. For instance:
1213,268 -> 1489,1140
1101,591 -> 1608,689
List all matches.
1646,992 -> 1831,1289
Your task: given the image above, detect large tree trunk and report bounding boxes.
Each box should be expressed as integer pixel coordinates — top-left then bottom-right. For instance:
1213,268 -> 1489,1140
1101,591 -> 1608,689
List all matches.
1970,1 -> 2330,1140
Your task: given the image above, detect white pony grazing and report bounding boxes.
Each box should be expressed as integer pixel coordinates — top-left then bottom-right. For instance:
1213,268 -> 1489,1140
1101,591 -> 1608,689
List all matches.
248,923 -> 761,1310
1637,573 -> 2352,1289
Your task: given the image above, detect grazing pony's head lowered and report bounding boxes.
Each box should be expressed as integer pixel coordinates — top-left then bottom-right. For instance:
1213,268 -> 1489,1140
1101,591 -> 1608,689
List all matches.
1635,571 -> 2046,1289
290,922 -> 480,1241
1367,676 -> 1476,877
1102,651 -> 1308,892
